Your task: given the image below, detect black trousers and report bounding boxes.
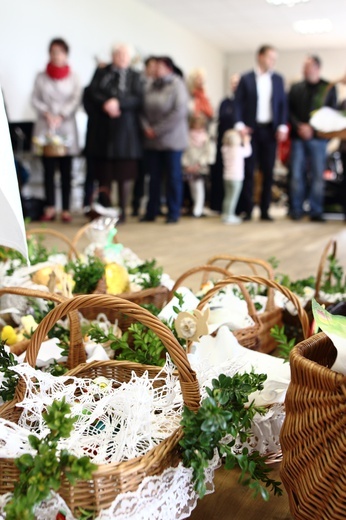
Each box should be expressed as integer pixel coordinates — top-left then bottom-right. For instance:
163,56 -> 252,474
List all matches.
236,124 -> 277,216
41,156 -> 72,211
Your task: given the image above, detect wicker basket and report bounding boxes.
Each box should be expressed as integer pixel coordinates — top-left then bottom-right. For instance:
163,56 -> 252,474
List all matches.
0,286 -> 84,367
26,227 -> 79,260
280,332 -> 346,520
317,128 -> 346,139
169,264 -> 263,351
282,238 -> 338,341
0,294 -> 200,516
197,275 -> 310,352
204,256 -> 283,353
43,143 -> 67,157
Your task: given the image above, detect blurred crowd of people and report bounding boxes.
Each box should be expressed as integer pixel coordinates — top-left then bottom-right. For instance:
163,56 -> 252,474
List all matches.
28,38 -> 346,225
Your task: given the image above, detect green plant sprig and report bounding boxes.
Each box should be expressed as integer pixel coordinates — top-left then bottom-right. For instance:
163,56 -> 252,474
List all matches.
179,372 -> 283,500
270,324 -> 296,362
88,322 -> 167,367
321,254 -> 346,294
0,340 -> 19,402
127,259 -> 163,289
88,290 -> 187,367
65,256 -> 105,294
4,398 -> 97,520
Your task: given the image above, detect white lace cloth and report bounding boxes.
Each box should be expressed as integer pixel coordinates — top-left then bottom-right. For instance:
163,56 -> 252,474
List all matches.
0,453 -> 220,520
1,358 -> 180,465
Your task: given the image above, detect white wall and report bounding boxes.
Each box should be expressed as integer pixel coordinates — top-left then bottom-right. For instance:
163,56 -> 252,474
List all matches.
225,48 -> 346,90
0,0 -> 225,121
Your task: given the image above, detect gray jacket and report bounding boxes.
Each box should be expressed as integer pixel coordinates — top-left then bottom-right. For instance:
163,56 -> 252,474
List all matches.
31,71 -> 81,155
142,75 -> 189,151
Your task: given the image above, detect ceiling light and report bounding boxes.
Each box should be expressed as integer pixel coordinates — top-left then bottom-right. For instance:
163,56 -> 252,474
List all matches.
293,18 -> 333,34
267,0 -> 310,6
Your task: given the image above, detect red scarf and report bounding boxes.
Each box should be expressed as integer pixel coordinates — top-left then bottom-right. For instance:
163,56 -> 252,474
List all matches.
192,88 -> 214,119
46,62 -> 70,80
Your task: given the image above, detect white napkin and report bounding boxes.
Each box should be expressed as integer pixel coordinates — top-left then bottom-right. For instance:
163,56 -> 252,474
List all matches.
188,326 -> 290,406
310,106 -> 346,132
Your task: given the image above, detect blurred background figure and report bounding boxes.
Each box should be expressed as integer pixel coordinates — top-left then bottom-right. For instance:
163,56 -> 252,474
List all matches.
31,37 -> 81,222
131,55 -> 157,217
141,56 -> 189,224
209,73 -> 240,213
182,114 -> 211,218
221,129 -> 252,225
320,70 -> 346,221
234,45 -> 288,221
289,55 -> 329,222
83,43 -> 143,223
188,68 -> 214,121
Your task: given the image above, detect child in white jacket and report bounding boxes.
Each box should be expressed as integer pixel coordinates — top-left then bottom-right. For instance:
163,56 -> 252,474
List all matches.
221,130 -> 252,224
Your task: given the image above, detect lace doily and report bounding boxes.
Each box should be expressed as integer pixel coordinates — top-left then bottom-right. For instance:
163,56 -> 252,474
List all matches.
2,358 -> 181,465
0,454 -> 220,520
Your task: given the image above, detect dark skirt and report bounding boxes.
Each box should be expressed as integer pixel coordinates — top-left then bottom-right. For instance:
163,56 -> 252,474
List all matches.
96,159 -> 138,184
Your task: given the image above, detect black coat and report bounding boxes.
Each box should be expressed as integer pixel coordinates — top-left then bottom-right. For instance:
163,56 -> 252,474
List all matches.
84,65 -> 143,159
288,79 -> 329,139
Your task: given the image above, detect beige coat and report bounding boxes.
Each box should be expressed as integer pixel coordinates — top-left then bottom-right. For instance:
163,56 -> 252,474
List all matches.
31,71 -> 81,155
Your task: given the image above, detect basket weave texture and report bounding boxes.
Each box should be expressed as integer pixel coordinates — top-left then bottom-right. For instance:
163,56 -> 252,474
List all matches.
280,332 -> 346,520
169,265 -> 263,351
0,294 -> 200,516
203,256 -> 283,353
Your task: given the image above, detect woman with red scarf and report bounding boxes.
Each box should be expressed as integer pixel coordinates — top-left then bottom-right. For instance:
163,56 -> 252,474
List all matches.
31,38 -> 81,222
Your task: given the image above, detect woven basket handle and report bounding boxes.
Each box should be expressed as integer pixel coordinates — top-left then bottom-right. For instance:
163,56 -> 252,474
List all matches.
26,228 -> 79,260
0,286 -> 85,367
197,275 -> 310,340
168,265 -> 251,316
70,220 -> 119,254
204,255 -> 276,312
23,294 -> 200,411
315,239 -> 337,299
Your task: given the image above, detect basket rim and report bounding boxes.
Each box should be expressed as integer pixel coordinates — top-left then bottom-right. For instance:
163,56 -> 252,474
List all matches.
290,331 -> 346,384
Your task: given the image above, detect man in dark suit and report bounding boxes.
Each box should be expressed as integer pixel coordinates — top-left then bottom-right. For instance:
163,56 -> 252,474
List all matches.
234,45 -> 288,221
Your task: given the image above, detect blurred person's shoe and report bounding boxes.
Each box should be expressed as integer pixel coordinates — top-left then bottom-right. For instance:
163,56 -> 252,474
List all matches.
140,215 -> 156,222
40,208 -> 56,222
310,214 -> 326,222
261,213 -> 274,222
166,217 -> 178,224
61,212 -> 72,223
222,215 -> 242,225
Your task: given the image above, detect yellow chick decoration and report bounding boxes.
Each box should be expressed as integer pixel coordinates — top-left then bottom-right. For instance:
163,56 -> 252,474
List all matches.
1,325 -> 18,346
21,315 -> 39,335
105,263 -> 129,295
32,266 -> 75,293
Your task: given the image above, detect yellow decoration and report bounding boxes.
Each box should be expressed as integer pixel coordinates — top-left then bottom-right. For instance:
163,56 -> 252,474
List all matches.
32,266 -> 75,294
32,266 -> 58,286
21,315 -> 38,335
105,263 -> 129,295
1,325 -> 18,345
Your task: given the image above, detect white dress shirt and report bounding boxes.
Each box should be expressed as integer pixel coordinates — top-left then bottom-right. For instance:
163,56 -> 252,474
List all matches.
255,69 -> 273,124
